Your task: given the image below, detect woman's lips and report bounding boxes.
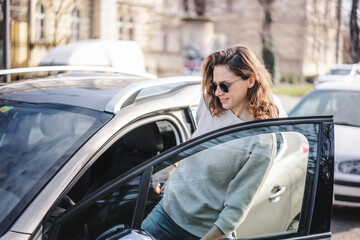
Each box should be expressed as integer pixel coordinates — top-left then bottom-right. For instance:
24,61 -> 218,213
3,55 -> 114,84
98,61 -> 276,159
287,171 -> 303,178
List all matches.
219,98 -> 229,104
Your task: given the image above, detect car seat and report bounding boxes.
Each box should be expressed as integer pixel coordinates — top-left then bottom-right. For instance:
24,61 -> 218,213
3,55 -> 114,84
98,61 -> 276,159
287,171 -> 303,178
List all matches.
86,122 -> 164,195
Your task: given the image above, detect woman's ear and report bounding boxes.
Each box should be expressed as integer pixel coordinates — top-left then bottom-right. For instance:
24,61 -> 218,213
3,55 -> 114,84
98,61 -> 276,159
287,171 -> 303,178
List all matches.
248,76 -> 255,88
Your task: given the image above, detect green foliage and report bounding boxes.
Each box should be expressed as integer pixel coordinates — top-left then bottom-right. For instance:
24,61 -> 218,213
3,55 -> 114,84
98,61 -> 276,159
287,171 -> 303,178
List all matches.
280,73 -> 301,84
273,84 -> 313,97
304,75 -> 317,84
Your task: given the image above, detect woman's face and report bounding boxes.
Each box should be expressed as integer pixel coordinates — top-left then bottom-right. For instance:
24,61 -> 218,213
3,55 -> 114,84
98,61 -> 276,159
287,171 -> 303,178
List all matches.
213,65 -> 252,117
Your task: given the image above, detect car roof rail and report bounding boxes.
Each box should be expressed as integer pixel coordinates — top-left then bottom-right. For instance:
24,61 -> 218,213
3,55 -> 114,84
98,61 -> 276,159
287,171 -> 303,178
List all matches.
0,66 -> 157,79
105,75 -> 201,113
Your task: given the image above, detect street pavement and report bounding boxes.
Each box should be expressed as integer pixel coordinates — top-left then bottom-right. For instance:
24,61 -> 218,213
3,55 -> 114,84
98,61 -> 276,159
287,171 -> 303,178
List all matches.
277,95 -> 301,114
331,206 -> 360,240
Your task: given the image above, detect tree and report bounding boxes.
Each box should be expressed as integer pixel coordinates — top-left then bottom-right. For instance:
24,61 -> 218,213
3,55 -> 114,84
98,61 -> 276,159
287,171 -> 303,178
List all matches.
350,0 -> 360,62
335,0 -> 342,63
47,0 -> 76,47
258,0 -> 276,82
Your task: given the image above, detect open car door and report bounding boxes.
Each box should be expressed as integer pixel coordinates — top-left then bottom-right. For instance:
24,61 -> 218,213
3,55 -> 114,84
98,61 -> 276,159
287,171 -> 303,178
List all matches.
47,116 -> 334,240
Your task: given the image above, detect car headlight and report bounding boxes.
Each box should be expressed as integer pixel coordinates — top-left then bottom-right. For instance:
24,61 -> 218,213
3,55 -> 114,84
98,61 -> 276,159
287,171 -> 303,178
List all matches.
338,160 -> 360,175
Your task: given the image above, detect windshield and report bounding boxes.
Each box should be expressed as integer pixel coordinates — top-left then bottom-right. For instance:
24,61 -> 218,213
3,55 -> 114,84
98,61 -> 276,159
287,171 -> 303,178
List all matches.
289,90 -> 360,127
328,68 -> 352,75
0,101 -> 112,231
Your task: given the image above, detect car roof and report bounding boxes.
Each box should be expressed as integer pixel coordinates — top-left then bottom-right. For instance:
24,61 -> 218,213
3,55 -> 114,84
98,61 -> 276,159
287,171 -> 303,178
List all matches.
331,64 -> 355,69
0,72 -> 201,113
329,63 -> 360,70
314,81 -> 360,91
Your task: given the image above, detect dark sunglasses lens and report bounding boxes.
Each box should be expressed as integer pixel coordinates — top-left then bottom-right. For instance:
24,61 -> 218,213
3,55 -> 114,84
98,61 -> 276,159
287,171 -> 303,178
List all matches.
211,81 -> 217,90
211,81 -> 229,93
219,83 -> 229,92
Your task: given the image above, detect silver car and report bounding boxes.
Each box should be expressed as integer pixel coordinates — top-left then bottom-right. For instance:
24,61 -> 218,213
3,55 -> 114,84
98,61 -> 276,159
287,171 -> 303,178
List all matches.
290,81 -> 360,207
0,67 -> 334,240
314,64 -> 360,85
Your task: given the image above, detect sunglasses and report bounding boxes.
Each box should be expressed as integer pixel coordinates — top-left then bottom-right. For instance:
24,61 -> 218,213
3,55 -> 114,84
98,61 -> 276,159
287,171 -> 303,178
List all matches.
211,79 -> 242,93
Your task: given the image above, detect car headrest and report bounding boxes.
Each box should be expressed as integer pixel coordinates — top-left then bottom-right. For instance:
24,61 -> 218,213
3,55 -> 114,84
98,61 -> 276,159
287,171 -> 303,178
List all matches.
122,123 -> 164,154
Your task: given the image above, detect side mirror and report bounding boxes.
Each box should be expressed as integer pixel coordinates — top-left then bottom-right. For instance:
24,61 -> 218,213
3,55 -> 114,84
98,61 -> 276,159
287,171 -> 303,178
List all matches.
96,225 -> 155,240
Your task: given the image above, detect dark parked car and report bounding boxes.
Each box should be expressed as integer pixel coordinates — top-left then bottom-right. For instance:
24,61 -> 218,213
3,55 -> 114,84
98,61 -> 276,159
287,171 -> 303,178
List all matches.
0,67 -> 334,240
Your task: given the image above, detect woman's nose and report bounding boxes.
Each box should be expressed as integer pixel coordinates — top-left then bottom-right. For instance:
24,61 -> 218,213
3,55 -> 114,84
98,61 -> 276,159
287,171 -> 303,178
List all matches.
215,86 -> 224,96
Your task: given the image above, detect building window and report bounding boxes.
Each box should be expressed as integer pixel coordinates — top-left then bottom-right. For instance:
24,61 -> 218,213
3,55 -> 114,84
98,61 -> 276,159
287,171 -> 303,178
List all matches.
183,0 -> 189,13
71,8 -> 81,42
118,16 -> 124,40
35,3 -> 45,41
128,17 -> 134,40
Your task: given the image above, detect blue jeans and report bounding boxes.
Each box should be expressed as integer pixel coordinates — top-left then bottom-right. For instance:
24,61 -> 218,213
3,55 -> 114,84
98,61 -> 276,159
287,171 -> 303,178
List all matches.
141,201 -> 200,240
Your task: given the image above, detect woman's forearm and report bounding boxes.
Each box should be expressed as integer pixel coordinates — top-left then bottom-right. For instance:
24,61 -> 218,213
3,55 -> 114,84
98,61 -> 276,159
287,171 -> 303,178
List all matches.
201,225 -> 224,240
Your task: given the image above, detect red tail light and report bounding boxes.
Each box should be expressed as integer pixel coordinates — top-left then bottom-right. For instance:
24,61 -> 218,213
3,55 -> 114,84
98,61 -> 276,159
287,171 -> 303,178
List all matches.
300,142 -> 309,153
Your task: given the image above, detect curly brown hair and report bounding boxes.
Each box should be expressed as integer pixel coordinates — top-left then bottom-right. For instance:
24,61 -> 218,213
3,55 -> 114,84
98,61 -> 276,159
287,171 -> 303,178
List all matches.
202,45 -> 279,120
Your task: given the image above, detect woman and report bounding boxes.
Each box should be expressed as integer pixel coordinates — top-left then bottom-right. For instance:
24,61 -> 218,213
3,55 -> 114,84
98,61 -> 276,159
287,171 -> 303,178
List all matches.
142,45 -> 279,240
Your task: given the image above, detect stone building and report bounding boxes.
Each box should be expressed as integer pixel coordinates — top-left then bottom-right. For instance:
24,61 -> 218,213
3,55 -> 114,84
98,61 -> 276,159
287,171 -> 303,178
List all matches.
87,0 -> 344,82
7,0 -> 91,68
7,0 -> 343,83
179,0 -> 343,83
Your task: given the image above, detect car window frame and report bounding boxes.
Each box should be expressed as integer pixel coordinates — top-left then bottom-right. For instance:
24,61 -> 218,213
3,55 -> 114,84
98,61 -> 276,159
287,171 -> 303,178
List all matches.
48,116 -> 334,240
40,113 -> 187,235
63,112 -> 187,194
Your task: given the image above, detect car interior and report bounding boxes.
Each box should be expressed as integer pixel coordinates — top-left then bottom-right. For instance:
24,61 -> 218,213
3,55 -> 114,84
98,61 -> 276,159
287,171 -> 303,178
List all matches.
66,120 -> 178,203
44,120 -> 180,239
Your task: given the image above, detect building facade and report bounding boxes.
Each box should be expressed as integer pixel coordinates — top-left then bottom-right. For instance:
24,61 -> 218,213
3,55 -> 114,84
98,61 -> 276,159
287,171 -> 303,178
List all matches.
8,0 -> 91,68
7,0 -> 343,82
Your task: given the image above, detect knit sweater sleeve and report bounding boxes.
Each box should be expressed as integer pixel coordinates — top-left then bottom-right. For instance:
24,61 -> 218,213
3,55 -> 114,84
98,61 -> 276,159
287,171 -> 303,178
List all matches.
214,133 -> 276,236
195,97 -> 206,125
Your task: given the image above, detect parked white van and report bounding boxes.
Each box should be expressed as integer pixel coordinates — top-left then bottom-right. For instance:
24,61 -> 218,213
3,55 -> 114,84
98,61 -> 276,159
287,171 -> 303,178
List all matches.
39,40 -> 148,74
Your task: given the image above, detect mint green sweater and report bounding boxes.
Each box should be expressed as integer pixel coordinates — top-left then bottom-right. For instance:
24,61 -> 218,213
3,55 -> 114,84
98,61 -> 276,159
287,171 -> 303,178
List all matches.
162,98 -> 275,237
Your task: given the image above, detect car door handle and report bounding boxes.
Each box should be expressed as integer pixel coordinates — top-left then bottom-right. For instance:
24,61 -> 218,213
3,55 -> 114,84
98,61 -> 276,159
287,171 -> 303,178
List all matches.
269,186 -> 286,203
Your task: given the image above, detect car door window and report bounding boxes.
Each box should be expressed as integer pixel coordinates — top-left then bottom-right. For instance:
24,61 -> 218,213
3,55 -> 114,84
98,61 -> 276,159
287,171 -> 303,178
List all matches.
63,119 -> 180,203
48,118 -> 333,240
141,121 -> 332,239
144,128 -> 310,239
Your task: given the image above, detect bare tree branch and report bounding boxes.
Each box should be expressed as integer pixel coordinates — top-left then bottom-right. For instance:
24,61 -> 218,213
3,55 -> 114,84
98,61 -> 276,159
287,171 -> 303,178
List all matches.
48,0 -> 75,46
258,0 -> 276,80
350,0 -> 360,62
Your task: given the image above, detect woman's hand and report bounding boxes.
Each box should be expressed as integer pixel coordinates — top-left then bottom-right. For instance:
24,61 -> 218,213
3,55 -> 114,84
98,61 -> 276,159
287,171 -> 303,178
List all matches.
152,170 -> 169,194
152,163 -> 178,194
201,225 -> 224,240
